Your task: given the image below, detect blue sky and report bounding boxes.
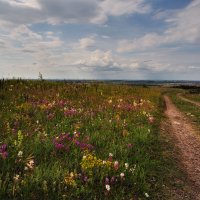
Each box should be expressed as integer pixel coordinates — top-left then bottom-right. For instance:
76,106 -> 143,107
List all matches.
0,0 -> 199,80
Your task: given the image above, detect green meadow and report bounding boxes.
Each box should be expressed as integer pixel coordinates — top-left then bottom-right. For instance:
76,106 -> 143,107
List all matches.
0,80 -> 185,199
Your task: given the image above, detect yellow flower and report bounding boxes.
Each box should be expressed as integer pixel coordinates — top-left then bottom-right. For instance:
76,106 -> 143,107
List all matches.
81,151 -> 112,174
64,172 -> 77,187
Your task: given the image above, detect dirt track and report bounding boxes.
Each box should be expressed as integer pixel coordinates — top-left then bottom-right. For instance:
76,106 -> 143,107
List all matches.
164,96 -> 200,199
178,94 -> 200,107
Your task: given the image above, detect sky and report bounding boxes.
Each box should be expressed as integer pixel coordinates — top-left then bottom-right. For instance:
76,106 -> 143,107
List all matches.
0,0 -> 200,80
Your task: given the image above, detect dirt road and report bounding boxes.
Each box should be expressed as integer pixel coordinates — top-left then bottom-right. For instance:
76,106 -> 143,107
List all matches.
178,94 -> 200,107
164,95 -> 200,199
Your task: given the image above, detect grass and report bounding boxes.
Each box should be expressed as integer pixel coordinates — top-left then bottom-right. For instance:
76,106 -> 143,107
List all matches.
0,80 -> 187,199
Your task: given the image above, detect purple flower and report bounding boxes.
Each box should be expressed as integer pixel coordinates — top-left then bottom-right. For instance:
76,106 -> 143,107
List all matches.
0,144 -> 7,152
0,144 -> 8,159
53,132 -> 94,152
75,141 -> 80,146
55,143 -> 64,149
127,143 -> 133,148
105,177 -> 109,184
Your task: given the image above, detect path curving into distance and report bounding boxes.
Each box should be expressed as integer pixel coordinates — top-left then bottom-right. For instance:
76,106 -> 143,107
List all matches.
164,95 -> 200,199
178,94 -> 200,107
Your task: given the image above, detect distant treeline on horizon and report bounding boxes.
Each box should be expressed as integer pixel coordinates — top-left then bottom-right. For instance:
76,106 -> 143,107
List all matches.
0,78 -> 200,86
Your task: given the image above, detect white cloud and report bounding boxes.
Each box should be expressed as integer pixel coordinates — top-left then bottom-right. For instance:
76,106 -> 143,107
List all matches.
72,37 -> 96,50
118,0 -> 200,52
74,50 -> 115,68
117,33 -> 163,52
1,0 -> 41,9
0,24 -> 64,72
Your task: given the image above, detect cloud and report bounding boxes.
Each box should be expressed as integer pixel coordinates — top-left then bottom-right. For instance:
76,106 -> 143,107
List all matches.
0,24 -> 63,70
72,36 -> 96,50
117,0 -> 200,52
100,0 -> 151,16
40,0 -> 101,24
1,22 -> 197,77
69,49 -> 140,72
117,33 -> 163,52
0,39 -> 6,48
0,0 -> 199,80
1,0 -> 41,9
91,0 -> 151,24
0,0 -> 151,26
73,50 -> 118,68
0,0 -> 42,25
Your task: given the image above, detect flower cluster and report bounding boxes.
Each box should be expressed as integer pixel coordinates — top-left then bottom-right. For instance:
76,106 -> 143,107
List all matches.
53,132 -> 94,152
64,172 -> 77,187
64,108 -> 77,117
81,151 -> 112,173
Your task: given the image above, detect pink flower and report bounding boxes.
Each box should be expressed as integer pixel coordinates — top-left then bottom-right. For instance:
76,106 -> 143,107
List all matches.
148,116 -> 155,123
114,161 -> 119,171
127,143 -> 133,148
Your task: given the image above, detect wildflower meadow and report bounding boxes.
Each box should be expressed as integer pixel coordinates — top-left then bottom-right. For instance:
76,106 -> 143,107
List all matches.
0,80 -> 173,199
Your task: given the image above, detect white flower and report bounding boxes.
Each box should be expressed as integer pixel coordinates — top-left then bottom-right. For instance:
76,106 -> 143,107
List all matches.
109,153 -> 113,157
125,163 -> 129,169
36,120 -> 39,124
129,165 -> 136,174
18,151 -> 23,157
108,99 -> 112,104
27,159 -> 34,169
120,173 -> 125,178
24,166 -> 28,171
103,160 -> 106,164
83,156 -> 86,159
105,184 -> 111,191
13,174 -> 20,181
144,193 -> 149,198
29,160 -> 34,165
